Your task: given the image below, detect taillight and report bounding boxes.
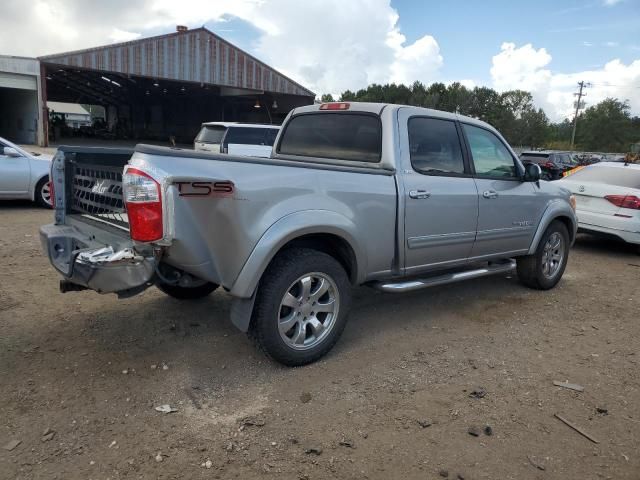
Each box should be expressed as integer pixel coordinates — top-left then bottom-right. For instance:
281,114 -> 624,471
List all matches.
123,168 -> 163,242
604,195 -> 640,210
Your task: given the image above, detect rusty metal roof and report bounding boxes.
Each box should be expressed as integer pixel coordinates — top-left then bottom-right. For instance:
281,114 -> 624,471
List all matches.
39,28 -> 314,98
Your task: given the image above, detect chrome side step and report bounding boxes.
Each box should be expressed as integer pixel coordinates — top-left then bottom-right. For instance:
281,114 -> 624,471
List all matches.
373,259 -> 516,293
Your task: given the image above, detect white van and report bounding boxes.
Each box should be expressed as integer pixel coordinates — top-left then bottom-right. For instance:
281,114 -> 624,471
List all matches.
194,122 -> 280,158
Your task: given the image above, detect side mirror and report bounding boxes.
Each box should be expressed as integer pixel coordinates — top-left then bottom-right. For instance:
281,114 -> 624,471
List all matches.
3,147 -> 22,158
524,163 -> 541,182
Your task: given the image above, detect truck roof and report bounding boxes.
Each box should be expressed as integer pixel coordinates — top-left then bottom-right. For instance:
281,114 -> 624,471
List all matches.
291,102 -> 496,131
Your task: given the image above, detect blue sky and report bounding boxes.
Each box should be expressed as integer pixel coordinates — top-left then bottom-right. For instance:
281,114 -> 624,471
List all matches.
210,0 -> 640,88
392,0 -> 640,84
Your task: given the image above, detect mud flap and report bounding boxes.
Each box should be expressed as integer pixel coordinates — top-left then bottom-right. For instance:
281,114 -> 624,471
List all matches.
230,290 -> 257,332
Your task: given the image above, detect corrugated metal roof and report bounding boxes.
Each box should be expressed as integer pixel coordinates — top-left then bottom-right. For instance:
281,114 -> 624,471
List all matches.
39,28 -> 314,98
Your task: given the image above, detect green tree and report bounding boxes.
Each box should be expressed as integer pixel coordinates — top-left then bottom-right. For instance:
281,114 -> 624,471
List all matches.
444,82 -> 472,114
339,90 -> 356,101
320,93 -> 335,103
576,98 -> 633,152
424,82 -> 447,109
334,82 -> 638,152
520,108 -> 549,148
467,87 -> 505,128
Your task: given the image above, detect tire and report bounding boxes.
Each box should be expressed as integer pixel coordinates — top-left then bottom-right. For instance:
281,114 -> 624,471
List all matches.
156,281 -> 218,299
517,220 -> 570,290
249,247 -> 352,366
34,177 -> 53,208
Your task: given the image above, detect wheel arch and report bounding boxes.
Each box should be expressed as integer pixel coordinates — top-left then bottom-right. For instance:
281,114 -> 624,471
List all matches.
229,211 -> 365,299
278,233 -> 358,285
228,212 -> 364,333
32,173 -> 50,201
528,201 -> 577,254
554,215 -> 575,243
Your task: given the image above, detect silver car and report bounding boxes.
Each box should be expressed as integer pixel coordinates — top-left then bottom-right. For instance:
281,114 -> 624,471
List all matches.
0,136 -> 52,207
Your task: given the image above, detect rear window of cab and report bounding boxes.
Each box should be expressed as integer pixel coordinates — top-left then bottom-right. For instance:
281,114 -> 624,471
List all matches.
278,113 -> 382,162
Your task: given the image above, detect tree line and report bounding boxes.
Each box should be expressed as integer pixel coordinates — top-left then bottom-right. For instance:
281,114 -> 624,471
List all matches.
320,82 -> 640,153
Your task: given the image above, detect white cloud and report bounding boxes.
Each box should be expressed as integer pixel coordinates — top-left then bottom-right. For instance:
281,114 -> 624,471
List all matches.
457,79 -> 477,89
109,29 -> 142,43
603,0 -> 623,5
0,0 -> 443,96
248,0 -> 443,95
490,42 -> 640,120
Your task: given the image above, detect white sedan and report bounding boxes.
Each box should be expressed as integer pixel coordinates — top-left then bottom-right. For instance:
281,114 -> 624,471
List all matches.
0,137 -> 52,207
558,162 -> 640,251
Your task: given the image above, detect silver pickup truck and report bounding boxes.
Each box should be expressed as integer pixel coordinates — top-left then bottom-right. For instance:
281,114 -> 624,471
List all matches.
41,102 -> 577,366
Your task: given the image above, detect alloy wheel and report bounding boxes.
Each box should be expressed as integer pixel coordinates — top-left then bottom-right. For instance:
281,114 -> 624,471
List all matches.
277,272 -> 339,350
542,232 -> 564,279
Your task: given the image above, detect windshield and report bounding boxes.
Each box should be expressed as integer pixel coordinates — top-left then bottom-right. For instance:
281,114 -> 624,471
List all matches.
567,165 -> 640,189
195,125 -> 227,144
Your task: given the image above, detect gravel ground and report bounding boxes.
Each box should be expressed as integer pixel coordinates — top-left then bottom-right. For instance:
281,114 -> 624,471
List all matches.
1,202 -> 639,480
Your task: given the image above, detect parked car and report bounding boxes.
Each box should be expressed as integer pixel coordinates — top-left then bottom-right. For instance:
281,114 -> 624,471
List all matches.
40,102 -> 577,365
574,153 -> 603,166
520,151 -> 578,180
603,154 -> 627,163
0,136 -> 52,207
558,162 -> 640,252
194,122 -> 280,157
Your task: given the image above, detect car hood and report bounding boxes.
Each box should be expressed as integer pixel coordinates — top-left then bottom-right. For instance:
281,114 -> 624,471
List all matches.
30,154 -> 53,163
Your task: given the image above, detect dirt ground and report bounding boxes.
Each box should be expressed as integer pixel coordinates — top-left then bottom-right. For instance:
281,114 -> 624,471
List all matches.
1,202 -> 639,480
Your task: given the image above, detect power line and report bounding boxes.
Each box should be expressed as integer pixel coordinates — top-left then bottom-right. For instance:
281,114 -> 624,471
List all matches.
588,83 -> 640,88
571,81 -> 590,150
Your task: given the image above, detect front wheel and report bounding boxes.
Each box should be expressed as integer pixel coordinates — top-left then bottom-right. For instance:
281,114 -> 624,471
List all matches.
249,248 -> 352,366
517,220 -> 570,290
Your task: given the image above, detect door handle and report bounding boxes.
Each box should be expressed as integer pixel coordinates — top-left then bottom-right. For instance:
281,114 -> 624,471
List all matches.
409,190 -> 431,199
482,190 -> 498,199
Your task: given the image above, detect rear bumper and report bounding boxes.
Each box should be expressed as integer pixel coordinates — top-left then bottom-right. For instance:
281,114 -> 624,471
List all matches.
578,221 -> 640,245
40,223 -> 157,294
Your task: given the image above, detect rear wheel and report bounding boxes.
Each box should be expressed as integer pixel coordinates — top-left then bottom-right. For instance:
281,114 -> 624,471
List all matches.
35,177 -> 52,208
517,220 -> 570,290
249,248 -> 352,366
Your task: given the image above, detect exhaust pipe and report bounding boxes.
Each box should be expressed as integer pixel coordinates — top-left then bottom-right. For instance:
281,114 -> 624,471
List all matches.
59,280 -> 89,293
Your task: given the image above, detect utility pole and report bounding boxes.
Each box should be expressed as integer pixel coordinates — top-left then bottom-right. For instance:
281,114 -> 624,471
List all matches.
570,81 -> 589,150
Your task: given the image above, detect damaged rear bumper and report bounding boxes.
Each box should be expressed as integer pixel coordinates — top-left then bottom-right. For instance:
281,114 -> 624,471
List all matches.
40,223 -> 156,295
